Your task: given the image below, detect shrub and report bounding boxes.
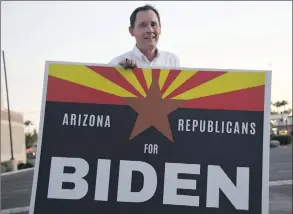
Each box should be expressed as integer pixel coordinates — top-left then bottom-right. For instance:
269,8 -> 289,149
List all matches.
17,162 -> 33,170
271,135 -> 292,145
270,140 -> 280,148
1,164 -> 7,173
24,163 -> 33,168
17,163 -> 26,170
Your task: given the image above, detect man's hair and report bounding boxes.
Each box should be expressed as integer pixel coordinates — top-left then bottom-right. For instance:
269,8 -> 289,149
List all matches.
130,4 -> 161,28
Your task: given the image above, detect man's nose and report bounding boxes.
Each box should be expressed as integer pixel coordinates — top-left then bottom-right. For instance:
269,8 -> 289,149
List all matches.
146,24 -> 154,33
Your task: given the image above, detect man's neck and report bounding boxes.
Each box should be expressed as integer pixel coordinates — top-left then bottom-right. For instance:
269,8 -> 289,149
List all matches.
136,44 -> 158,62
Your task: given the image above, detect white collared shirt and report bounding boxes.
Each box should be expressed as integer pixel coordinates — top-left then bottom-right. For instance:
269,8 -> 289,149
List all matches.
109,45 -> 180,68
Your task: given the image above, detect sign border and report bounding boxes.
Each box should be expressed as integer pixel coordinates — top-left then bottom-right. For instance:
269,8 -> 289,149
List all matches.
29,60 -> 272,214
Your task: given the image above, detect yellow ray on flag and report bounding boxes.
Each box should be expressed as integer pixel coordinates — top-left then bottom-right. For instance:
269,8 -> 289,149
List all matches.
173,72 -> 266,100
159,69 -> 170,89
162,70 -> 197,98
49,64 -> 136,98
142,68 -> 152,89
115,67 -> 146,97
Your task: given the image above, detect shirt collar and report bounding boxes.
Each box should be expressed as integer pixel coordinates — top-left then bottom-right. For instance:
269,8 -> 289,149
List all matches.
133,45 -> 160,62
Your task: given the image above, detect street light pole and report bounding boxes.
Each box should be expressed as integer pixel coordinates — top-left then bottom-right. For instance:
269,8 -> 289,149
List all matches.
2,50 -> 14,160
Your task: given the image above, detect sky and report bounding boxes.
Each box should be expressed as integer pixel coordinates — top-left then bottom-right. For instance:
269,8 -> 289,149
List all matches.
1,1 -> 292,130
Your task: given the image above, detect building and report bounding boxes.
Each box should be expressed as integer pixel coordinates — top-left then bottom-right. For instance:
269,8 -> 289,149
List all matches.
1,86 -> 27,171
270,113 -> 293,135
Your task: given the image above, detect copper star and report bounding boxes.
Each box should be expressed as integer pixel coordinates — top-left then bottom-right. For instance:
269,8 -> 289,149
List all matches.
122,74 -> 186,142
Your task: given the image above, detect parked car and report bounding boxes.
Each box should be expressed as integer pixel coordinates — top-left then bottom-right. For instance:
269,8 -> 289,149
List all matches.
26,144 -> 37,166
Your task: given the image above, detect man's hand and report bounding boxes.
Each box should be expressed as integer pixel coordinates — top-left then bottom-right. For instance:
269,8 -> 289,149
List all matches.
119,58 -> 138,70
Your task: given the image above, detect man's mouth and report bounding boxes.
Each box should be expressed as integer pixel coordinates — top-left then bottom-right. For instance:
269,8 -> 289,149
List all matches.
144,36 -> 155,39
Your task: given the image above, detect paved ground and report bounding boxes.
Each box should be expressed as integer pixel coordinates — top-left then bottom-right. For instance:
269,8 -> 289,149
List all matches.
1,145 -> 292,213
269,184 -> 292,214
270,145 -> 292,181
1,169 -> 33,210
268,145 -> 292,214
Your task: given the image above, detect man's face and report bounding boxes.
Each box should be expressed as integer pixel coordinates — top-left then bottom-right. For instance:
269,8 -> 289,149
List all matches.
129,10 -> 161,51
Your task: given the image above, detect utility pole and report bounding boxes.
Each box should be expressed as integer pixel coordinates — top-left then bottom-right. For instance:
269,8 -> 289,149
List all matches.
2,50 -> 14,161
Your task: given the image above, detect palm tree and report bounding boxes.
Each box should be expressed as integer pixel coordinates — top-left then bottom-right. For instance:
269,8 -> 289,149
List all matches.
280,100 -> 289,114
24,120 -> 33,126
273,101 -> 282,113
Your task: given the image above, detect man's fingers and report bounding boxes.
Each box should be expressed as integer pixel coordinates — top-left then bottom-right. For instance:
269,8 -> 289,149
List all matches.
119,60 -> 128,69
130,60 -> 138,69
119,59 -> 137,70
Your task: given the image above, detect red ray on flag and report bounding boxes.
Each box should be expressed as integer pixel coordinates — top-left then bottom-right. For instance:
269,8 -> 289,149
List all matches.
46,64 -> 266,112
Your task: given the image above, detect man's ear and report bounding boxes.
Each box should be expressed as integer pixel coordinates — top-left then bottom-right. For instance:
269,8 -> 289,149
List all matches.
129,27 -> 134,37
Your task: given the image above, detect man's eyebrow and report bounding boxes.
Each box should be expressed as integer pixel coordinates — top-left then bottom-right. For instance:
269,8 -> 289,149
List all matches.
138,21 -> 158,24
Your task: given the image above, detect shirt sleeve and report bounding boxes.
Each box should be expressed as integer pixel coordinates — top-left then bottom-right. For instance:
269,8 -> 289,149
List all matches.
172,53 -> 180,67
109,56 -> 121,65
175,55 -> 180,67
109,59 -> 117,65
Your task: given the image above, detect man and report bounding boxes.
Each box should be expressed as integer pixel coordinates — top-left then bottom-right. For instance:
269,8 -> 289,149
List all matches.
110,4 -> 180,69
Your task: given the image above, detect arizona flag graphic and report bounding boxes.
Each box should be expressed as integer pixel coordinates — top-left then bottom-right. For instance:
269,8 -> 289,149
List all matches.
47,63 -> 265,142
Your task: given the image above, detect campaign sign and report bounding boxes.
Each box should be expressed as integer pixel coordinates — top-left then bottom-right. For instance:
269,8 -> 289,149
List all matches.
29,62 -> 271,214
